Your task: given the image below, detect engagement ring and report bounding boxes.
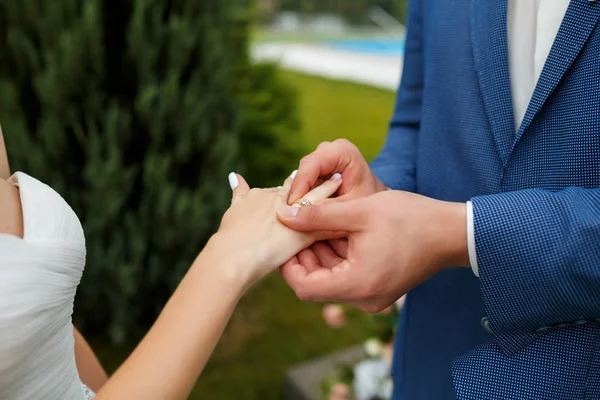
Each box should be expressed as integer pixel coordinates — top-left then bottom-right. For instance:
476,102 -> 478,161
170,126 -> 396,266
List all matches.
295,198 -> 312,207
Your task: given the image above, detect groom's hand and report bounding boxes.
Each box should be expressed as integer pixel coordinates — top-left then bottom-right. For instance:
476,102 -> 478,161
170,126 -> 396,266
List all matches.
283,139 -> 387,275
288,139 -> 387,204
278,190 -> 470,312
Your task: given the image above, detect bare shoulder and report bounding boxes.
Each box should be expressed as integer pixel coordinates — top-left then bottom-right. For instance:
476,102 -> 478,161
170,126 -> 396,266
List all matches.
0,125 -> 10,180
0,124 -> 20,237
0,178 -> 23,238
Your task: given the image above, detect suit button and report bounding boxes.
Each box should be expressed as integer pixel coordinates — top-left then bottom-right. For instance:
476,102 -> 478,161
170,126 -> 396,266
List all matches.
481,316 -> 492,333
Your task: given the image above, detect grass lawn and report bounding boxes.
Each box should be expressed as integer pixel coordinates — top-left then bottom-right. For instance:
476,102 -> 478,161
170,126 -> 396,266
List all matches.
280,70 -> 394,162
95,71 -> 395,399
253,29 -> 387,44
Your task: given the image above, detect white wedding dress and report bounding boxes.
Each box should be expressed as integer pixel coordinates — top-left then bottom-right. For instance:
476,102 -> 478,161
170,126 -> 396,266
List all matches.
0,173 -> 94,399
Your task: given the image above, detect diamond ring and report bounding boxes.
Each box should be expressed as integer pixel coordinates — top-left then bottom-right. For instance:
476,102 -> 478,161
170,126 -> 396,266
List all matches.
295,198 -> 313,207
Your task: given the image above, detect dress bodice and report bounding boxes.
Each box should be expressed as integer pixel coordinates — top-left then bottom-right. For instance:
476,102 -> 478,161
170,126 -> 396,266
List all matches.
0,173 -> 90,399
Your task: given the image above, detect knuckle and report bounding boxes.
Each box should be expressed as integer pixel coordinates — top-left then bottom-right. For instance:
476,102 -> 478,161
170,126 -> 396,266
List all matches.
334,138 -> 353,150
316,141 -> 331,150
299,154 -> 314,166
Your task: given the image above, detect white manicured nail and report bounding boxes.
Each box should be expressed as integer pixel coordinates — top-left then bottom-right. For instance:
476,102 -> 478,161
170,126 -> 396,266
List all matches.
228,172 -> 239,190
277,186 -> 283,189
290,170 -> 298,179
331,173 -> 342,181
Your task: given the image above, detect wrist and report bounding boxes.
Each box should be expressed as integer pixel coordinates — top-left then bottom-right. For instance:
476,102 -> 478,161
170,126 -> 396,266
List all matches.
436,201 -> 470,269
192,234 -> 257,295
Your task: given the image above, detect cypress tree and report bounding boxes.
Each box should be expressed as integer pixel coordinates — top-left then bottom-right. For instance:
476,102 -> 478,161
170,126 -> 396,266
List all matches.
0,0 -> 300,343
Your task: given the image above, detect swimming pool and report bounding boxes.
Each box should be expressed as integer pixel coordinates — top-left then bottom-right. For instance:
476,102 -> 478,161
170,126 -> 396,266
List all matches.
324,38 -> 405,56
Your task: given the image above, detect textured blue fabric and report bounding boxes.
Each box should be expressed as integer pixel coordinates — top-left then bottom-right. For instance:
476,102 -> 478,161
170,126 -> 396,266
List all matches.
370,0 -> 600,399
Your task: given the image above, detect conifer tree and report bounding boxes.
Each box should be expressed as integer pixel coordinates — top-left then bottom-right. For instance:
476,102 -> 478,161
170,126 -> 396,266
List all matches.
0,0 -> 300,342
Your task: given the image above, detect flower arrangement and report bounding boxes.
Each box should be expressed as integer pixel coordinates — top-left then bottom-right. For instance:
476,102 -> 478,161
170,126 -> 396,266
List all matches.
320,296 -> 405,400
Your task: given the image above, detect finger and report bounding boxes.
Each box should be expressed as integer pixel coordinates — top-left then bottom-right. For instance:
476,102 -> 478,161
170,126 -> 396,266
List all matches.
290,177 -> 327,205
316,141 -> 331,150
312,230 -> 350,242
263,187 -> 280,193
288,143 -> 352,203
311,242 -> 344,268
328,238 -> 349,258
282,170 -> 297,190
298,248 -> 322,273
280,262 -> 309,290
281,255 -> 299,270
314,197 -> 337,206
294,173 -> 342,207
230,173 -> 250,204
283,259 -> 358,302
278,199 -> 365,232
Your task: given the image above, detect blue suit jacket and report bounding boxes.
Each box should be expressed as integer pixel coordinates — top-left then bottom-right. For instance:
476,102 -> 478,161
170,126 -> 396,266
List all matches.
370,0 -> 600,399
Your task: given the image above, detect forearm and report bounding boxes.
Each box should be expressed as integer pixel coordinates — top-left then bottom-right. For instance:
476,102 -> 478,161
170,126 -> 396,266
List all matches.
95,240 -> 248,399
74,327 -> 108,392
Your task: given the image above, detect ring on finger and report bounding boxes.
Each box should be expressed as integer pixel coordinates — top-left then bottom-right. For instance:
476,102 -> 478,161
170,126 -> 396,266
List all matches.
294,198 -> 313,207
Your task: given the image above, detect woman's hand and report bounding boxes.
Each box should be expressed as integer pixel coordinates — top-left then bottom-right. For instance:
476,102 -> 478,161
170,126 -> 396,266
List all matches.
208,172 -> 342,286
96,172 -> 342,400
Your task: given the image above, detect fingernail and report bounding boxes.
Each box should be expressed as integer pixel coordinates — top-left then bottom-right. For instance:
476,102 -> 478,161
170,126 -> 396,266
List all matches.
278,207 -> 300,219
331,173 -> 342,181
277,186 -> 283,189
228,172 -> 239,190
290,170 -> 298,179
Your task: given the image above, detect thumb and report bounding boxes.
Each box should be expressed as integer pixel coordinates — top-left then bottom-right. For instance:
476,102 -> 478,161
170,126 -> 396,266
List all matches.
277,200 -> 364,232
229,172 -> 250,204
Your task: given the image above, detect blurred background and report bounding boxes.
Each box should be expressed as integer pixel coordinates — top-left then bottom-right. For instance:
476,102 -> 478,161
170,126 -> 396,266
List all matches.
0,0 -> 406,398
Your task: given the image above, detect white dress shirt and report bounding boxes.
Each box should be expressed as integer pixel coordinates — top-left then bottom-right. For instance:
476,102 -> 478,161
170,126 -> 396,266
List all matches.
468,0 -> 571,276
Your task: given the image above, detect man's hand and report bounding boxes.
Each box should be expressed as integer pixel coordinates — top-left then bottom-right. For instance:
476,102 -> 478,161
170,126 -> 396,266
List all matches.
284,139 -> 388,275
278,190 -> 470,313
288,139 -> 387,204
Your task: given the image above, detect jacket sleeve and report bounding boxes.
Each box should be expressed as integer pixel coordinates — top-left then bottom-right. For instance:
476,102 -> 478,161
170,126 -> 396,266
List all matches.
370,0 -> 423,192
472,187 -> 600,351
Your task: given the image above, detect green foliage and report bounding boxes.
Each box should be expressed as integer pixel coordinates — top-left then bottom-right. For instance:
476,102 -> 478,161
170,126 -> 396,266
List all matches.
282,70 -> 393,162
275,0 -> 409,24
0,0 -> 301,342
94,73 -> 394,399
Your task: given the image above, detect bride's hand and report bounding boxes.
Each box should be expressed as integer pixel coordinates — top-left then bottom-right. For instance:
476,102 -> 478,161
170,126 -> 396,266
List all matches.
207,172 -> 342,286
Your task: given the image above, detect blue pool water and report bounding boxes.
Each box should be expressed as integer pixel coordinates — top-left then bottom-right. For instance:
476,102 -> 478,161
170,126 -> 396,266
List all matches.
325,38 -> 405,56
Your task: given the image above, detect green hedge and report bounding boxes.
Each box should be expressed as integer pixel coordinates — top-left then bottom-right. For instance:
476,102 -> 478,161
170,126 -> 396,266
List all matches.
0,0 -> 301,343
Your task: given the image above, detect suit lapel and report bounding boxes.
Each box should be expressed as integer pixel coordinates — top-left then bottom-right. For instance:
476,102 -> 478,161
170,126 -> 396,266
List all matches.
471,0 -> 515,166
512,0 -> 600,152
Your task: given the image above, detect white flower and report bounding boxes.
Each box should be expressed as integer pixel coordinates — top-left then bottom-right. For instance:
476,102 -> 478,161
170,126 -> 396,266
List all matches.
353,358 -> 390,400
363,338 -> 383,358
382,377 -> 393,399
